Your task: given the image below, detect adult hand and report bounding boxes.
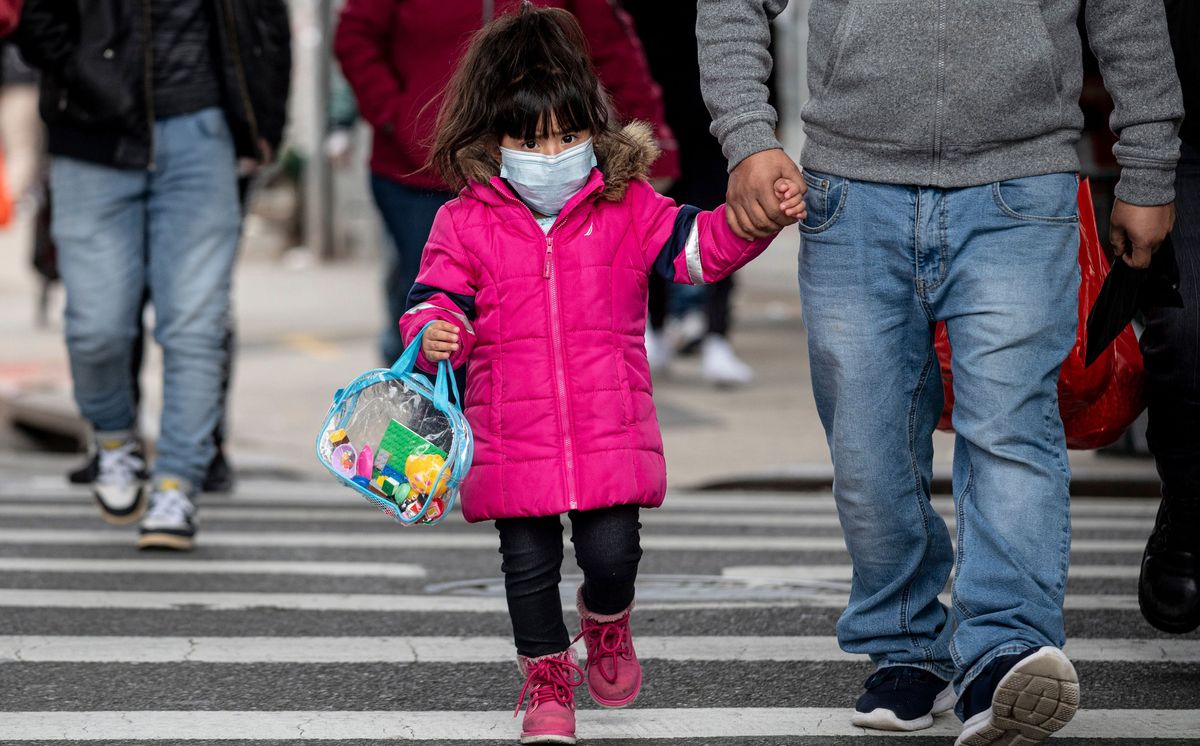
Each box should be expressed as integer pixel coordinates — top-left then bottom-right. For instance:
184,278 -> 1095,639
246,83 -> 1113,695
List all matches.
421,321 -> 460,362
1110,200 -> 1175,269
726,148 -> 804,240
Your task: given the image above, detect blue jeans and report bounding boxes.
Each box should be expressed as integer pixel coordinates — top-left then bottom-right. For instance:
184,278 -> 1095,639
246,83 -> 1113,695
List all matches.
369,174 -> 452,364
50,108 -> 241,490
796,170 -> 1080,700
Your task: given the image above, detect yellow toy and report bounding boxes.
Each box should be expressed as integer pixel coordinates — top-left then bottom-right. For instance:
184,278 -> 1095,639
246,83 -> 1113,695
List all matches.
405,453 -> 449,498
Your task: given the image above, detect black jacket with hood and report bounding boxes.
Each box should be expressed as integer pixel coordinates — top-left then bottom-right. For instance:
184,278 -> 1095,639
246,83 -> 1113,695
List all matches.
15,0 -> 290,169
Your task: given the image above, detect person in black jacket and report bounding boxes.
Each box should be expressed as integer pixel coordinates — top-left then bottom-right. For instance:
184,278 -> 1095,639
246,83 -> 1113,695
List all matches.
15,0 -> 290,551
1139,0 -> 1200,635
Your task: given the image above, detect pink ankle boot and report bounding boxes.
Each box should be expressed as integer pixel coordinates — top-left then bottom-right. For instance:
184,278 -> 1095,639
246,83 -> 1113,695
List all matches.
514,648 -> 584,744
574,586 -> 642,708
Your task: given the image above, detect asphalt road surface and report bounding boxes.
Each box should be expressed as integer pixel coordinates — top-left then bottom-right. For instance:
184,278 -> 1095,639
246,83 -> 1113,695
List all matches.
0,451 -> 1197,745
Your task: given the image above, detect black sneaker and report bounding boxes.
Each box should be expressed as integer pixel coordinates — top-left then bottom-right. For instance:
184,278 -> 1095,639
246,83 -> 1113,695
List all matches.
138,479 -> 197,551
956,647 -> 1078,746
852,666 -> 956,731
68,452 -> 100,484
1139,496 -> 1200,634
202,447 -> 235,493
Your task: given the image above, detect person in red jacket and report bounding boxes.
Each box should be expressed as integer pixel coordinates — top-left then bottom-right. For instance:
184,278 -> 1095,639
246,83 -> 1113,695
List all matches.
0,0 -> 19,37
334,0 -> 679,364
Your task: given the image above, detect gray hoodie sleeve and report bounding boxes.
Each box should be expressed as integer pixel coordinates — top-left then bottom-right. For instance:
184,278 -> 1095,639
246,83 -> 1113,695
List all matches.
1086,0 -> 1184,206
697,0 -> 789,171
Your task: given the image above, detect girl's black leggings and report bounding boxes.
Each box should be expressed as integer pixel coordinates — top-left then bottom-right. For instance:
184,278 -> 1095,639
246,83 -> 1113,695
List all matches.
495,505 -> 642,658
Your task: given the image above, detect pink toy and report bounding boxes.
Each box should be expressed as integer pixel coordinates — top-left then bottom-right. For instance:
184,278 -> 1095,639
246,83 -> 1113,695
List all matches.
356,444 -> 375,479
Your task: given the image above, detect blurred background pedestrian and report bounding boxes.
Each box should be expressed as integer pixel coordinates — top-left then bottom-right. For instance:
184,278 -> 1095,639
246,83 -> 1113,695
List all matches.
1138,0 -> 1200,636
333,0 -> 679,367
13,0 -> 291,551
624,0 -> 759,387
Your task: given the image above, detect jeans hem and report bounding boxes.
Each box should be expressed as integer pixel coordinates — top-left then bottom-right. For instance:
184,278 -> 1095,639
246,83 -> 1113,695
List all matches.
954,641 -> 1038,696
873,659 -> 956,683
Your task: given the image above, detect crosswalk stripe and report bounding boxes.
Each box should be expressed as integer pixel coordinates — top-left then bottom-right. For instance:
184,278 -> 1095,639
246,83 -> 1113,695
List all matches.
2,635 -> 1193,664
0,483 -> 1162,515
722,564 -> 1143,581
0,558 -> 426,578
0,529 -> 1151,553
0,708 -> 1194,740
0,503 -> 1155,531
0,589 -> 1147,612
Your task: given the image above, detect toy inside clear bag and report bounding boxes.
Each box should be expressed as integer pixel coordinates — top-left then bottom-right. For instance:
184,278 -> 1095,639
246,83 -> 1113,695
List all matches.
315,322 -> 473,525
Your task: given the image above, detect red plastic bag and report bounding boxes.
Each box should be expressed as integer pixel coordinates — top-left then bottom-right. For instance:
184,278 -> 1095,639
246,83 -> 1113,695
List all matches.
936,178 -> 1144,449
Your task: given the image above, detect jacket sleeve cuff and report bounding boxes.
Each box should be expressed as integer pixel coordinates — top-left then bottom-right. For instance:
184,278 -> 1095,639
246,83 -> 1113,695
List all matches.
1114,165 -> 1177,206
720,117 -> 784,173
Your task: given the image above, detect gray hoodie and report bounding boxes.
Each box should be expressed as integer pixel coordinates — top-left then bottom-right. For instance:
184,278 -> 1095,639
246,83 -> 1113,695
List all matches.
698,0 -> 1185,205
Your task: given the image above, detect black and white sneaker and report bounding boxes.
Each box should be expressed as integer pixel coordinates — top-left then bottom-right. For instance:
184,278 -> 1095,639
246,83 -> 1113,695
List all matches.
852,665 -> 956,731
956,647 -> 1079,746
91,435 -> 148,524
138,479 -> 197,551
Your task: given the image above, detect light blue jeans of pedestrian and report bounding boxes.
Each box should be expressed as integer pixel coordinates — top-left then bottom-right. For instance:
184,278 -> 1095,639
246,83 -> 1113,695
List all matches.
50,107 -> 241,491
796,169 -> 1079,704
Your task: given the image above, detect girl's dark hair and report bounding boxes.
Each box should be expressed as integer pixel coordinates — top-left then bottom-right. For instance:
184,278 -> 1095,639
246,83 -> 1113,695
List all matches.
429,4 -> 621,190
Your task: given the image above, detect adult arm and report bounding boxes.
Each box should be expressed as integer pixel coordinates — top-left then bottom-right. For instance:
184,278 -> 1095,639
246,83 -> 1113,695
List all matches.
696,0 -> 801,240
569,0 -> 680,181
1087,0 -> 1184,267
333,0 -> 406,138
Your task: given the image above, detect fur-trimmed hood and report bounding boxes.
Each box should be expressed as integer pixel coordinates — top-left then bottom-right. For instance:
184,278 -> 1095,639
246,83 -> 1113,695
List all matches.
454,121 -> 660,203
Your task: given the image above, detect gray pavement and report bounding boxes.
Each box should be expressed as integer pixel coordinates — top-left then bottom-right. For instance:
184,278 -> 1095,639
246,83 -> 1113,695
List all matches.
0,450 -> 1197,744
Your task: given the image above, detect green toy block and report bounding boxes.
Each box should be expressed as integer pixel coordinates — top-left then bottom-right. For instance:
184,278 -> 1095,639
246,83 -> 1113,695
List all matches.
378,419 -> 447,473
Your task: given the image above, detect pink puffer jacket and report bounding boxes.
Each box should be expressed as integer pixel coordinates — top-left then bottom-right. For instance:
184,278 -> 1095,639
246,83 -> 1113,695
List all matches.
400,124 -> 773,522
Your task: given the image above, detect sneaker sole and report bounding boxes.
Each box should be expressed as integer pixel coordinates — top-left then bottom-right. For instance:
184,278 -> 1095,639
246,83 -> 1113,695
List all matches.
519,734 -> 576,744
94,488 -> 147,526
137,532 -> 195,551
851,684 -> 956,732
955,647 -> 1079,746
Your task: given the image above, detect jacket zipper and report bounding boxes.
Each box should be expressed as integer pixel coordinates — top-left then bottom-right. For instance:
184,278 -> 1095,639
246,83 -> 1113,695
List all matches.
142,0 -> 156,171
516,202 -> 580,511
220,0 -> 264,158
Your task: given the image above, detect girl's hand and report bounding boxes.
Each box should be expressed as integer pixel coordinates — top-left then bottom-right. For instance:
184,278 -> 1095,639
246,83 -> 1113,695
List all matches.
422,321 -> 461,362
776,177 -> 808,220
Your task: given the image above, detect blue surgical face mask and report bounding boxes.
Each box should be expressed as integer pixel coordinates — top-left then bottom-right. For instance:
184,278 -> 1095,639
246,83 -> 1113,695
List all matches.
499,138 -> 597,216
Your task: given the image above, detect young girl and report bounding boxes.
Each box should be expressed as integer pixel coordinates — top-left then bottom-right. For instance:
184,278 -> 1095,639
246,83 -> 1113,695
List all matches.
400,6 -> 793,743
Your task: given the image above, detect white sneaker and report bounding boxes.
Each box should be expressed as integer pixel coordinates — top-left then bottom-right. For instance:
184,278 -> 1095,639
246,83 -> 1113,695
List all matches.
138,478 -> 197,551
702,335 -> 754,387
91,434 -> 147,524
645,328 -> 672,374
672,309 -> 707,353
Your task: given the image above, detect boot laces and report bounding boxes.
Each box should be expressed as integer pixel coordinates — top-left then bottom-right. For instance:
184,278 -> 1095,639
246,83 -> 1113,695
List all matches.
97,441 -> 144,486
513,654 -> 583,717
146,486 -> 194,525
574,615 -> 631,684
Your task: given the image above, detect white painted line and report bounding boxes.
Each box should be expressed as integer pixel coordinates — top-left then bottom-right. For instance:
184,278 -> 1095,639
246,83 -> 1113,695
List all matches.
723,564 -> 1142,581
0,708 -> 1195,740
0,503 -> 1155,531
0,529 -> 1151,553
0,483 -> 1161,515
0,589 -> 1147,612
0,558 -> 425,579
1,635 -> 1193,664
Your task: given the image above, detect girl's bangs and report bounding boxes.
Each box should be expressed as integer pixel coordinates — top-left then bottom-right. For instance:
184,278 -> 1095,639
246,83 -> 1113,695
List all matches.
498,76 -> 601,142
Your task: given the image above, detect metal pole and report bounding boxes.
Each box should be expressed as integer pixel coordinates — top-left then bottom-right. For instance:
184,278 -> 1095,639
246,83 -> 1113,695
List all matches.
302,0 -> 335,260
